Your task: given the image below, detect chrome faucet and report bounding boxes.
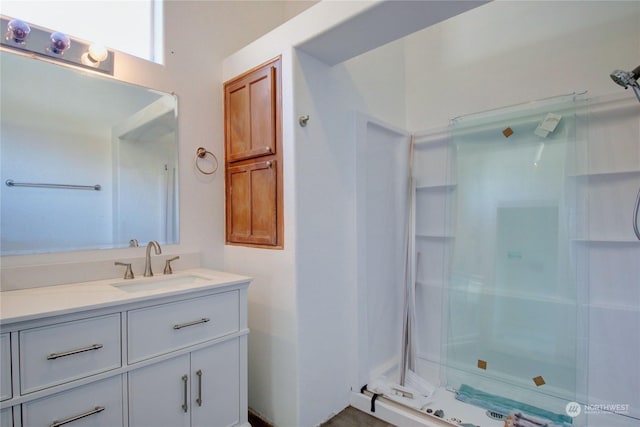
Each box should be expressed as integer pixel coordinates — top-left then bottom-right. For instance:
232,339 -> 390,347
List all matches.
144,240 -> 162,277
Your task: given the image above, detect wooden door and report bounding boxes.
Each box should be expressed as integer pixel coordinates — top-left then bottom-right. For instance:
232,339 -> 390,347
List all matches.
225,65 -> 277,162
226,160 -> 278,246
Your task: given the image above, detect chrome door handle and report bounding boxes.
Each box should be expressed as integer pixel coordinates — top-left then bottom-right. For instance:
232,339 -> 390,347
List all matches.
196,369 -> 203,406
181,375 -> 189,413
50,406 -> 105,427
47,344 -> 103,360
173,318 -> 210,330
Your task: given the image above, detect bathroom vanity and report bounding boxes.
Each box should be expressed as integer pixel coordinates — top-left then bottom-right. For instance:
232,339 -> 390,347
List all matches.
0,268 -> 250,427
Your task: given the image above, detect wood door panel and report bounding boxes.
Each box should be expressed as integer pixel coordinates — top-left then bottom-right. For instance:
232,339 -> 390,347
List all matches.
227,84 -> 250,158
226,160 -> 277,245
225,66 -> 276,162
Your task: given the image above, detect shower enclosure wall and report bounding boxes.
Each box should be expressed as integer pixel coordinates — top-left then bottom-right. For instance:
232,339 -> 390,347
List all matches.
355,93 -> 640,427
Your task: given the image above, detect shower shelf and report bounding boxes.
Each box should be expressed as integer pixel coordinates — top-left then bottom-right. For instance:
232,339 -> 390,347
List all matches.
568,168 -> 640,178
572,238 -> 640,244
416,183 -> 457,191
587,302 -> 640,312
446,286 -> 576,305
416,233 -> 454,239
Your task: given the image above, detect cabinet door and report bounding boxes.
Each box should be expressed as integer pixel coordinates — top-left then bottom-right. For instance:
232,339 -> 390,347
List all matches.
1,333 -> 11,401
225,63 -> 278,162
0,407 -> 12,427
128,355 -> 190,427
226,159 -> 278,245
191,339 -> 240,427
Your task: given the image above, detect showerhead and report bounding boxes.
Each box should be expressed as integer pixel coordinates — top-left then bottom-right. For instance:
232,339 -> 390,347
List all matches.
610,65 -> 640,103
610,66 -> 640,88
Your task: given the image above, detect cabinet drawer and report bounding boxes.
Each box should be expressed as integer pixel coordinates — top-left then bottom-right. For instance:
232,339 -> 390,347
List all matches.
22,375 -> 123,427
19,314 -> 121,394
127,291 -> 239,363
1,333 -> 11,401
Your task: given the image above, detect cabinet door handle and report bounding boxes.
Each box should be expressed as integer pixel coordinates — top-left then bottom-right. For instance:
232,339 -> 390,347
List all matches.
196,369 -> 203,406
181,375 -> 189,412
173,318 -> 210,330
50,406 -> 105,427
47,344 -> 103,360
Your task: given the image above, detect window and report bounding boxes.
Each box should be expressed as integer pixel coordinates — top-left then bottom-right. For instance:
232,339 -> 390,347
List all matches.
0,0 -> 163,63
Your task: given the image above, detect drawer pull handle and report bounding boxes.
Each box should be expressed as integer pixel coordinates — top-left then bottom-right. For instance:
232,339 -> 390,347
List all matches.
182,375 -> 189,413
47,344 -> 103,360
173,318 -> 210,330
50,406 -> 105,427
196,369 -> 203,406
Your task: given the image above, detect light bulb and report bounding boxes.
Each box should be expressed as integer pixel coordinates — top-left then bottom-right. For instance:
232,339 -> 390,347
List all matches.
6,19 -> 31,44
88,44 -> 108,62
49,32 -> 70,55
81,44 -> 109,67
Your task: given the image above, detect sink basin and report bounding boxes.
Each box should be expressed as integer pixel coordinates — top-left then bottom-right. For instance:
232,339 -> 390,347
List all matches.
111,274 -> 210,293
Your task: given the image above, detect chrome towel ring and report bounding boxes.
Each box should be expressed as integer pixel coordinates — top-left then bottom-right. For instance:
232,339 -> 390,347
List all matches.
195,147 -> 218,175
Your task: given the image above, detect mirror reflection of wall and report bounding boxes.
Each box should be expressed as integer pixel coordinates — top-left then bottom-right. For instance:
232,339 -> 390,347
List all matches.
0,51 -> 179,255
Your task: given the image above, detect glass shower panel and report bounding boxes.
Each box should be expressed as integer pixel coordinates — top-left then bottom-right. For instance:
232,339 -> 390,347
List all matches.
443,94 -> 585,414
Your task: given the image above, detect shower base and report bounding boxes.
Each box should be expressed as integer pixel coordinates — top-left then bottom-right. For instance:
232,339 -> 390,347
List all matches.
350,386 -> 504,427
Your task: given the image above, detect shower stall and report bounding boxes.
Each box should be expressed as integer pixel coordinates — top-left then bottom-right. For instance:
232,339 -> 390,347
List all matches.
354,92 -> 640,427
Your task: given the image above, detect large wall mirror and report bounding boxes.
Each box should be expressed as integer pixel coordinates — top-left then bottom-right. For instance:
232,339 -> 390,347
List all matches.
0,50 -> 179,255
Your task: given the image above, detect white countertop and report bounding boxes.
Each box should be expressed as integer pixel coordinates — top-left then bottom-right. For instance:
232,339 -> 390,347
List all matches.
0,268 -> 251,324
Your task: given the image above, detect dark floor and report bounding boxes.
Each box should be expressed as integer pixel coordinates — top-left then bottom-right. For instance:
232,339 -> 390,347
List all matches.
321,406 -> 396,427
249,406 -> 396,427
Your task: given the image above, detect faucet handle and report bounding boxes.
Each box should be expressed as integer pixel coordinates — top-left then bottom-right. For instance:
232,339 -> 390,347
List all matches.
164,256 -> 180,275
115,262 -> 134,279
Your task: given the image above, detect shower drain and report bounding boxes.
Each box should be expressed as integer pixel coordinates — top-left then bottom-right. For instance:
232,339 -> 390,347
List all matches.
486,410 -> 506,420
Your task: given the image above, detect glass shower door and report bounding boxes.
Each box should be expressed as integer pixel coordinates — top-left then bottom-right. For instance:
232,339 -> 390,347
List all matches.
443,94 -> 585,420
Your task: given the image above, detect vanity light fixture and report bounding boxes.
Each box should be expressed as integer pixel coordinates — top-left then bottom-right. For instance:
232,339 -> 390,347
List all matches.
0,15 -> 114,75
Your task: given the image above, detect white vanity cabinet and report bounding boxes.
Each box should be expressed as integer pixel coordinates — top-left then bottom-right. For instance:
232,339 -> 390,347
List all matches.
0,269 -> 250,427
